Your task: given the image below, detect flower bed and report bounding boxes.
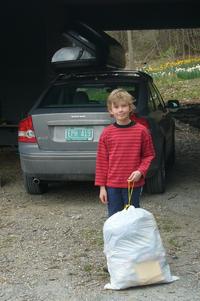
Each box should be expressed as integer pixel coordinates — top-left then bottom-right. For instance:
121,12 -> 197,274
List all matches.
144,57 -> 200,80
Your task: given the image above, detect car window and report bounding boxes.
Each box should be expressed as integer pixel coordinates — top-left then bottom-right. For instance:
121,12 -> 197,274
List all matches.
148,84 -> 156,112
38,83 -> 140,109
149,83 -> 165,111
148,96 -> 155,112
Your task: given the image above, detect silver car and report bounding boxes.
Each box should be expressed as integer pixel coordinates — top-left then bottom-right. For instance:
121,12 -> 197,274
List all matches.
18,69 -> 179,194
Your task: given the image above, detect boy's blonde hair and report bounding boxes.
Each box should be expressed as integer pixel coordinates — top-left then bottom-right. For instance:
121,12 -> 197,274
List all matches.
107,88 -> 135,112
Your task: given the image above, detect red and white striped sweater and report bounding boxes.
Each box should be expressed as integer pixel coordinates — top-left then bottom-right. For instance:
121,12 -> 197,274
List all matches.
95,121 -> 155,188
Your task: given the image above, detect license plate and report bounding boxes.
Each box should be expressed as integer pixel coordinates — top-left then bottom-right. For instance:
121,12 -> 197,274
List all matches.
65,127 -> 94,141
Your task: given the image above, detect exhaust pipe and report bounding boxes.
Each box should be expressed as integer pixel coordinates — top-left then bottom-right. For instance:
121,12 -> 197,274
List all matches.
33,178 -> 40,185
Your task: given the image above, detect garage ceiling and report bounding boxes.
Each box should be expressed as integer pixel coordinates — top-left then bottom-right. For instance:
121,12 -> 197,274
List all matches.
1,0 -> 200,31
60,0 -> 200,30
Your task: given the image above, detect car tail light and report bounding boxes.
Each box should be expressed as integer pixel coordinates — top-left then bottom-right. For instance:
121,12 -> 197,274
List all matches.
18,116 -> 37,143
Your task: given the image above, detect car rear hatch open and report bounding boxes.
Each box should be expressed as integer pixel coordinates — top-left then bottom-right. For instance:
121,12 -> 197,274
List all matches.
51,22 -> 125,71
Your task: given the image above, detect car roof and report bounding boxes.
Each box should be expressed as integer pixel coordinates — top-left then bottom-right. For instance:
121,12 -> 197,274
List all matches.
52,69 -> 153,84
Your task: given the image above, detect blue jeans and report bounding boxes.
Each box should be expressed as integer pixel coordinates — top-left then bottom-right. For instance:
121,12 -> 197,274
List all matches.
107,186 -> 142,217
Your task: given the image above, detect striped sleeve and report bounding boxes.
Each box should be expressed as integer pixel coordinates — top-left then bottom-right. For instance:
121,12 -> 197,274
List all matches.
95,131 -> 109,186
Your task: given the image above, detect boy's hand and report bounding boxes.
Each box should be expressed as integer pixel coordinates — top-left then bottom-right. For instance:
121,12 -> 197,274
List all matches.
128,170 -> 142,182
99,186 -> 107,204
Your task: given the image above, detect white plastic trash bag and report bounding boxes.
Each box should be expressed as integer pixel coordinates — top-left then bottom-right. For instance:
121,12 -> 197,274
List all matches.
103,205 -> 179,290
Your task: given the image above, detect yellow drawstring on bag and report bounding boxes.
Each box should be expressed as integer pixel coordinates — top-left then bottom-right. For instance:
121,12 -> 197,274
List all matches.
124,181 -> 134,210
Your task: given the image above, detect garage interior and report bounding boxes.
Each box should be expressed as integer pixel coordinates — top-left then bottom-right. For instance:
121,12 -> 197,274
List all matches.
0,0 -> 200,146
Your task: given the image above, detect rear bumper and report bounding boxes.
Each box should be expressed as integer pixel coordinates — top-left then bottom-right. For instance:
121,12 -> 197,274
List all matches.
19,144 -> 96,181
18,143 -> 159,181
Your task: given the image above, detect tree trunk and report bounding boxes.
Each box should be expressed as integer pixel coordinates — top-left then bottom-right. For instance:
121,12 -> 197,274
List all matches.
127,30 -> 134,69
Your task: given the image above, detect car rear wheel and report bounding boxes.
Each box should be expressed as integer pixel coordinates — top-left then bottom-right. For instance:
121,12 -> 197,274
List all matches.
146,153 -> 166,194
24,173 -> 48,194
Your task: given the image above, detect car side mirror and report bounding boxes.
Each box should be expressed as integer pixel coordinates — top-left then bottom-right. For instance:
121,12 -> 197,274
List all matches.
166,100 -> 180,112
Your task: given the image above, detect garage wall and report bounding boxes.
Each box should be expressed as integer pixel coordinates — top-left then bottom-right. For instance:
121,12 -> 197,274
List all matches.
0,9 -> 46,124
0,3 -> 67,145
0,4 -> 66,126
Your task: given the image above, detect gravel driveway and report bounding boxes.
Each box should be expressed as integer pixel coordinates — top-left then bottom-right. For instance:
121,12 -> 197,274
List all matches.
0,120 -> 200,301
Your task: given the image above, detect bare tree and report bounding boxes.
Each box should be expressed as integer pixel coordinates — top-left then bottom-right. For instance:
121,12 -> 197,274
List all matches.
107,29 -> 200,64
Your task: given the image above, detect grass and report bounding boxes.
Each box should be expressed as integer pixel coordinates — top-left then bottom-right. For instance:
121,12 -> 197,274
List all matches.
142,56 -> 200,102
154,76 -> 200,102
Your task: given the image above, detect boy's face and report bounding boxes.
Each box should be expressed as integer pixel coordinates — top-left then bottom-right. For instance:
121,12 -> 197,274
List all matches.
109,101 -> 133,125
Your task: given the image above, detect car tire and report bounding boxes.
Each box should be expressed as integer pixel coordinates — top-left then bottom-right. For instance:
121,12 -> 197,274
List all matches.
24,174 -> 48,194
146,153 -> 166,194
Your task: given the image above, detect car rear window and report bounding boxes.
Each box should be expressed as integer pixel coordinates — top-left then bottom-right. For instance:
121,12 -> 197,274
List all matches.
38,83 -> 139,109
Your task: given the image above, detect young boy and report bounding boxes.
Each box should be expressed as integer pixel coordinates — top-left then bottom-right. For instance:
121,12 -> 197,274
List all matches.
95,88 -> 155,217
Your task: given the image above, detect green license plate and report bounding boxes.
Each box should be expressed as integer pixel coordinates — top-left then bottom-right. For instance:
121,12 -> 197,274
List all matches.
65,127 -> 94,141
